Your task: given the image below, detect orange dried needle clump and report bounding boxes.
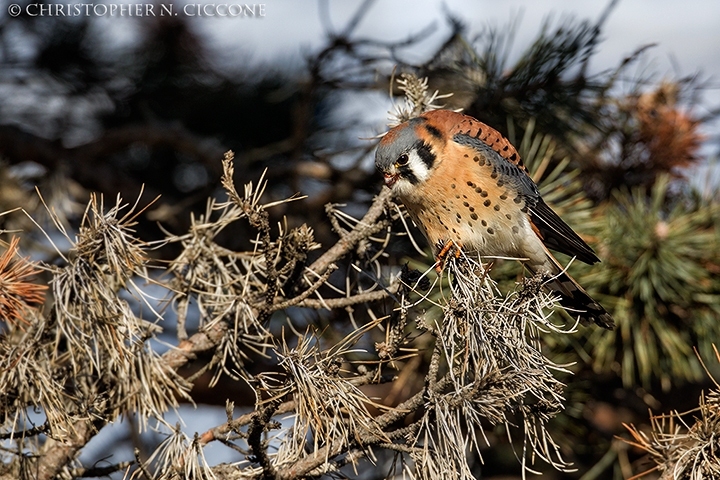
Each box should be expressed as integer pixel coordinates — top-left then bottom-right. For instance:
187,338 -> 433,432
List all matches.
0,237 -> 47,327
635,81 -> 705,172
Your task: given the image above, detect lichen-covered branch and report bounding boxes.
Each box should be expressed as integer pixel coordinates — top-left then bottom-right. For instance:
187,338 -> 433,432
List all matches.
0,68 -> 614,480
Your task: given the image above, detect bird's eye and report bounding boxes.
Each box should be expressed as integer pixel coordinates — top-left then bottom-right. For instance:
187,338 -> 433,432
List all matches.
396,153 -> 409,166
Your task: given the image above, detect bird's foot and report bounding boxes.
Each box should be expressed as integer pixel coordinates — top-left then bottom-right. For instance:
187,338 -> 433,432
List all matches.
435,239 -> 463,273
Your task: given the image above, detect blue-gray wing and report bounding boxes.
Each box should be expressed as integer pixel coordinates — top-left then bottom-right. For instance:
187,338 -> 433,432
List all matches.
453,133 -> 600,264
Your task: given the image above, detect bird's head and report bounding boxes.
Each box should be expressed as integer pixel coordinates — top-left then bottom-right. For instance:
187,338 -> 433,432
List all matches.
375,116 -> 441,197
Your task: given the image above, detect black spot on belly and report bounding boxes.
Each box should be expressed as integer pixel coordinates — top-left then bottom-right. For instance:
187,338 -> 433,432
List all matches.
506,214 -> 512,220
470,213 -> 478,220
483,199 -> 491,207
487,227 -> 495,234
500,193 -> 508,200
493,204 -> 500,211
512,226 -> 520,234
481,220 -> 487,227
463,201 -> 469,207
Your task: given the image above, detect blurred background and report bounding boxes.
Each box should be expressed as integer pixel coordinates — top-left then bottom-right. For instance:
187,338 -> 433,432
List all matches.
1,0 -> 719,478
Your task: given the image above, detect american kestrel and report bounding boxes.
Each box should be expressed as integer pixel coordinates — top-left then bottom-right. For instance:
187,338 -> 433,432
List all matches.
375,109 -> 614,329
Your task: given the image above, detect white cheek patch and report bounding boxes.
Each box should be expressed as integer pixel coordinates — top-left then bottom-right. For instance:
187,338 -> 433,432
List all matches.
393,149 -> 433,197
406,150 -> 431,183
391,148 -> 434,198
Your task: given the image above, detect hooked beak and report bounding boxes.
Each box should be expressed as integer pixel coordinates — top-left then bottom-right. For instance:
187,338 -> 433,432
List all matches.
383,172 -> 399,188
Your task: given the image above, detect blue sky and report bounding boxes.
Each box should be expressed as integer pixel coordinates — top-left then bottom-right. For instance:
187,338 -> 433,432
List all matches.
100,0 -> 720,130
205,2 -> 719,131
202,0 -> 720,88
96,0 -> 720,184
203,0 -> 720,181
